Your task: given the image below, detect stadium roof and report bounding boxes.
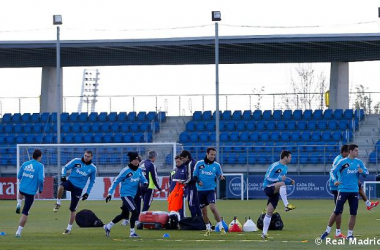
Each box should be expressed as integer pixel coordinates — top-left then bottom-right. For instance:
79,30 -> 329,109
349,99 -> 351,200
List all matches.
1,33 -> 380,68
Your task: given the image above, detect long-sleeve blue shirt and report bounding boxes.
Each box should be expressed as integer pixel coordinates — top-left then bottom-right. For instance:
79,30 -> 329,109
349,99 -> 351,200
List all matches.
330,157 -> 368,192
169,164 -> 188,192
108,165 -> 147,197
263,161 -> 292,188
193,159 -> 223,191
183,158 -> 197,185
329,154 -> 343,191
61,158 -> 97,194
18,159 -> 44,195
140,159 -> 161,190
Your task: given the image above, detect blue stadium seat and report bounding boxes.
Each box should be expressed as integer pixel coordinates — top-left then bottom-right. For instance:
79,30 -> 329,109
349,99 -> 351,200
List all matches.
146,112 -> 157,122
250,132 -> 260,142
25,134 -> 35,143
69,112 -> 79,122
71,123 -> 81,133
297,121 -> 307,130
246,121 -> 255,131
21,113 -> 31,123
354,109 -> 365,120
266,121 -> 275,131
113,133 -> 123,143
262,110 -> 272,120
198,132 -> 209,142
256,121 -> 266,131
280,132 -> 290,141
179,132 -> 189,143
313,109 -> 323,120
117,112 -> 127,122
232,110 -> 242,120
236,121 -> 246,131
123,134 -> 132,143
270,132 -> 280,141
260,132 -> 270,142
205,122 -> 215,132
333,109 -> 343,120
62,124 -> 71,133
344,109 -> 353,119
110,123 -> 120,133
343,131 -> 353,142
91,123 -> 100,133
158,111 -> 166,122
193,111 -> 202,121
348,120 -> 359,131
226,122 -> 235,131
108,112 -> 117,122
240,132 -> 250,142
291,132 -> 301,142
80,123 -> 90,133
14,124 -> 23,133
248,154 -> 256,164
133,133 -> 144,142
311,132 -> 321,142
209,133 -> 216,142
194,121 -> 205,131
137,112 -> 147,122
127,112 -> 137,122
301,132 -> 311,142
276,121 -> 286,130
272,110 -> 282,120
328,121 -> 337,130
120,123 -> 129,132
88,112 -> 98,122
252,110 -> 262,120
4,124 -> 13,133
202,111 -> 212,121
282,110 -> 292,120
222,110 -> 232,120
92,134 -> 102,143
34,134 -> 44,143
242,110 -> 251,120
2,113 -> 12,123
292,110 -> 302,120
287,121 -> 296,131
332,131 -> 342,142
83,134 -> 93,143
12,113 -> 21,123
229,132 -> 239,142
103,134 -> 113,143
323,109 -> 333,120
307,121 -> 317,131
98,112 -> 107,122
317,121 -> 327,130
15,135 -> 25,144
220,132 -> 229,142
30,113 -> 40,123
77,113 -> 88,122
321,132 -> 331,142
189,133 -> 198,143
303,110 -> 312,120
186,121 -> 195,132
338,120 -> 348,130
130,123 -> 139,133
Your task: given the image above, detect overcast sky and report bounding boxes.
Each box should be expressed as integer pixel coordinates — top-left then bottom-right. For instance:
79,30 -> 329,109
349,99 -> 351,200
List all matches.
0,0 -> 380,115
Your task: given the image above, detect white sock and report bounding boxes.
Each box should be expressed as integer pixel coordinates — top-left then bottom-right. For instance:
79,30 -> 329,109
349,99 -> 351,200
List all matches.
279,186 -> 289,207
67,224 -> 72,231
326,226 -> 331,234
17,199 -> 22,207
206,223 -> 211,230
130,228 -> 135,234
365,200 -> 371,207
16,226 -> 23,235
348,230 -> 353,237
263,214 -> 271,235
216,221 -> 222,230
57,199 -> 61,205
336,229 -> 341,236
107,221 -> 115,230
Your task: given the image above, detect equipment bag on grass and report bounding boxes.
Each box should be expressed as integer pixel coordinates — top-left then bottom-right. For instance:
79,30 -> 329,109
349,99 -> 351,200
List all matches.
257,212 -> 284,230
75,209 -> 104,227
179,216 -> 206,230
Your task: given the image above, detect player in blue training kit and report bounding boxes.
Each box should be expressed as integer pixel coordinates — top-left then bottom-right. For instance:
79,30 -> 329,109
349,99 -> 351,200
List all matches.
180,150 -> 202,217
321,144 -> 369,240
104,152 -> 148,238
261,150 -> 296,239
139,150 -> 164,212
15,149 -> 44,237
193,147 -> 226,236
53,150 -> 97,234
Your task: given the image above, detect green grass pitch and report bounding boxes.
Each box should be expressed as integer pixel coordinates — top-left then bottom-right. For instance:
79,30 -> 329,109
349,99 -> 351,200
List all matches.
0,199 -> 379,249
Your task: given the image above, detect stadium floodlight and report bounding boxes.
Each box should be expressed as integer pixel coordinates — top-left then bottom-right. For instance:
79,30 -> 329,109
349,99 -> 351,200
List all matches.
53,15 -> 62,25
212,11 -> 221,21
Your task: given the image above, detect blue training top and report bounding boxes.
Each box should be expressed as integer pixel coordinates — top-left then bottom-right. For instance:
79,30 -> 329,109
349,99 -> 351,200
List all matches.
61,158 -> 97,194
263,161 -> 292,188
330,157 -> 368,192
108,165 -> 147,197
169,164 -> 188,192
18,159 -> 44,195
329,154 -> 343,191
193,159 -> 223,191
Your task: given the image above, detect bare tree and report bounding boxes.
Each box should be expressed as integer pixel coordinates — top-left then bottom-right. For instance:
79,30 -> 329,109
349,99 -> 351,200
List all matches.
353,85 -> 375,114
252,86 -> 265,110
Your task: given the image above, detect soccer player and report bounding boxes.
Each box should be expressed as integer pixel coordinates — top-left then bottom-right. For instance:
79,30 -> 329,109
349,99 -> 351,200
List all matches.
104,152 -> 148,238
261,150 -> 296,239
139,150 -> 163,212
321,144 -> 369,240
180,150 -> 202,217
193,147 -> 226,236
53,150 -> 97,234
168,155 -> 186,218
328,145 -> 378,239
15,149 -> 44,237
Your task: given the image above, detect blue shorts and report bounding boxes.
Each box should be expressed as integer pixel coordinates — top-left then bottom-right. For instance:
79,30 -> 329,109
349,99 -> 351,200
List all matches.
121,196 -> 137,212
334,192 -> 359,215
264,186 -> 280,209
19,191 -> 34,216
61,180 -> 83,212
198,190 -> 216,208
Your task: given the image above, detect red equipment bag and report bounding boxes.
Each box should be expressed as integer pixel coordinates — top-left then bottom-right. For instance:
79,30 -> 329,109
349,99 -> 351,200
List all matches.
138,211 -> 169,229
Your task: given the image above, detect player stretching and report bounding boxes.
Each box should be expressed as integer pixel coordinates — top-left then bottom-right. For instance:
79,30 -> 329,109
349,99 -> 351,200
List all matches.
104,152 -> 148,238
261,150 -> 296,239
328,145 -> 378,239
193,147 -> 226,236
321,144 -> 369,240
15,149 -> 44,237
53,150 -> 97,234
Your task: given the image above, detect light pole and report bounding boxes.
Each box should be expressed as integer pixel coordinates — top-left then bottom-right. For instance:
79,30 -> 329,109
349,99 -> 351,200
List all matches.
53,15 -> 62,174
212,11 -> 221,162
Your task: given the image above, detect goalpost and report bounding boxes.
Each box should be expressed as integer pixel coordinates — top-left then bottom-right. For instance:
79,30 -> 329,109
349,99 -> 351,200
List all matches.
222,173 -> 245,200
16,143 -> 182,200
363,181 -> 380,200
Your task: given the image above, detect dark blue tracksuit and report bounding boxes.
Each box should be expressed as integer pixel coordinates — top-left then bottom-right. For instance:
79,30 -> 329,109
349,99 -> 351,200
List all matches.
169,164 -> 188,218
139,159 -> 161,212
183,158 -> 202,217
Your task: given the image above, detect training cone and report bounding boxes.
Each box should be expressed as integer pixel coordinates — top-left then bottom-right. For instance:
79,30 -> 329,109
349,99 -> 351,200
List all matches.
162,233 -> 170,238
215,217 -> 229,232
243,217 -> 258,232
228,216 -> 243,232
0,232 -> 6,236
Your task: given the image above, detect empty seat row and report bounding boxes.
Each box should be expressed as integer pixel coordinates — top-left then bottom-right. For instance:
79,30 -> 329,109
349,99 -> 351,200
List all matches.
0,122 -> 160,134
193,109 -> 363,121
186,120 -> 356,132
180,131 -> 350,143
1,111 -> 166,123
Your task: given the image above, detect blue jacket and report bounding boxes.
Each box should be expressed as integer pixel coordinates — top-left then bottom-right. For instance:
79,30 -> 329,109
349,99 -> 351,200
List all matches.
18,159 -> 44,195
108,165 -> 147,197
329,154 -> 343,191
183,157 -> 197,186
330,157 -> 368,192
193,158 -> 223,191
140,159 -> 161,190
263,161 -> 292,188
61,158 -> 97,194
169,164 -> 188,192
